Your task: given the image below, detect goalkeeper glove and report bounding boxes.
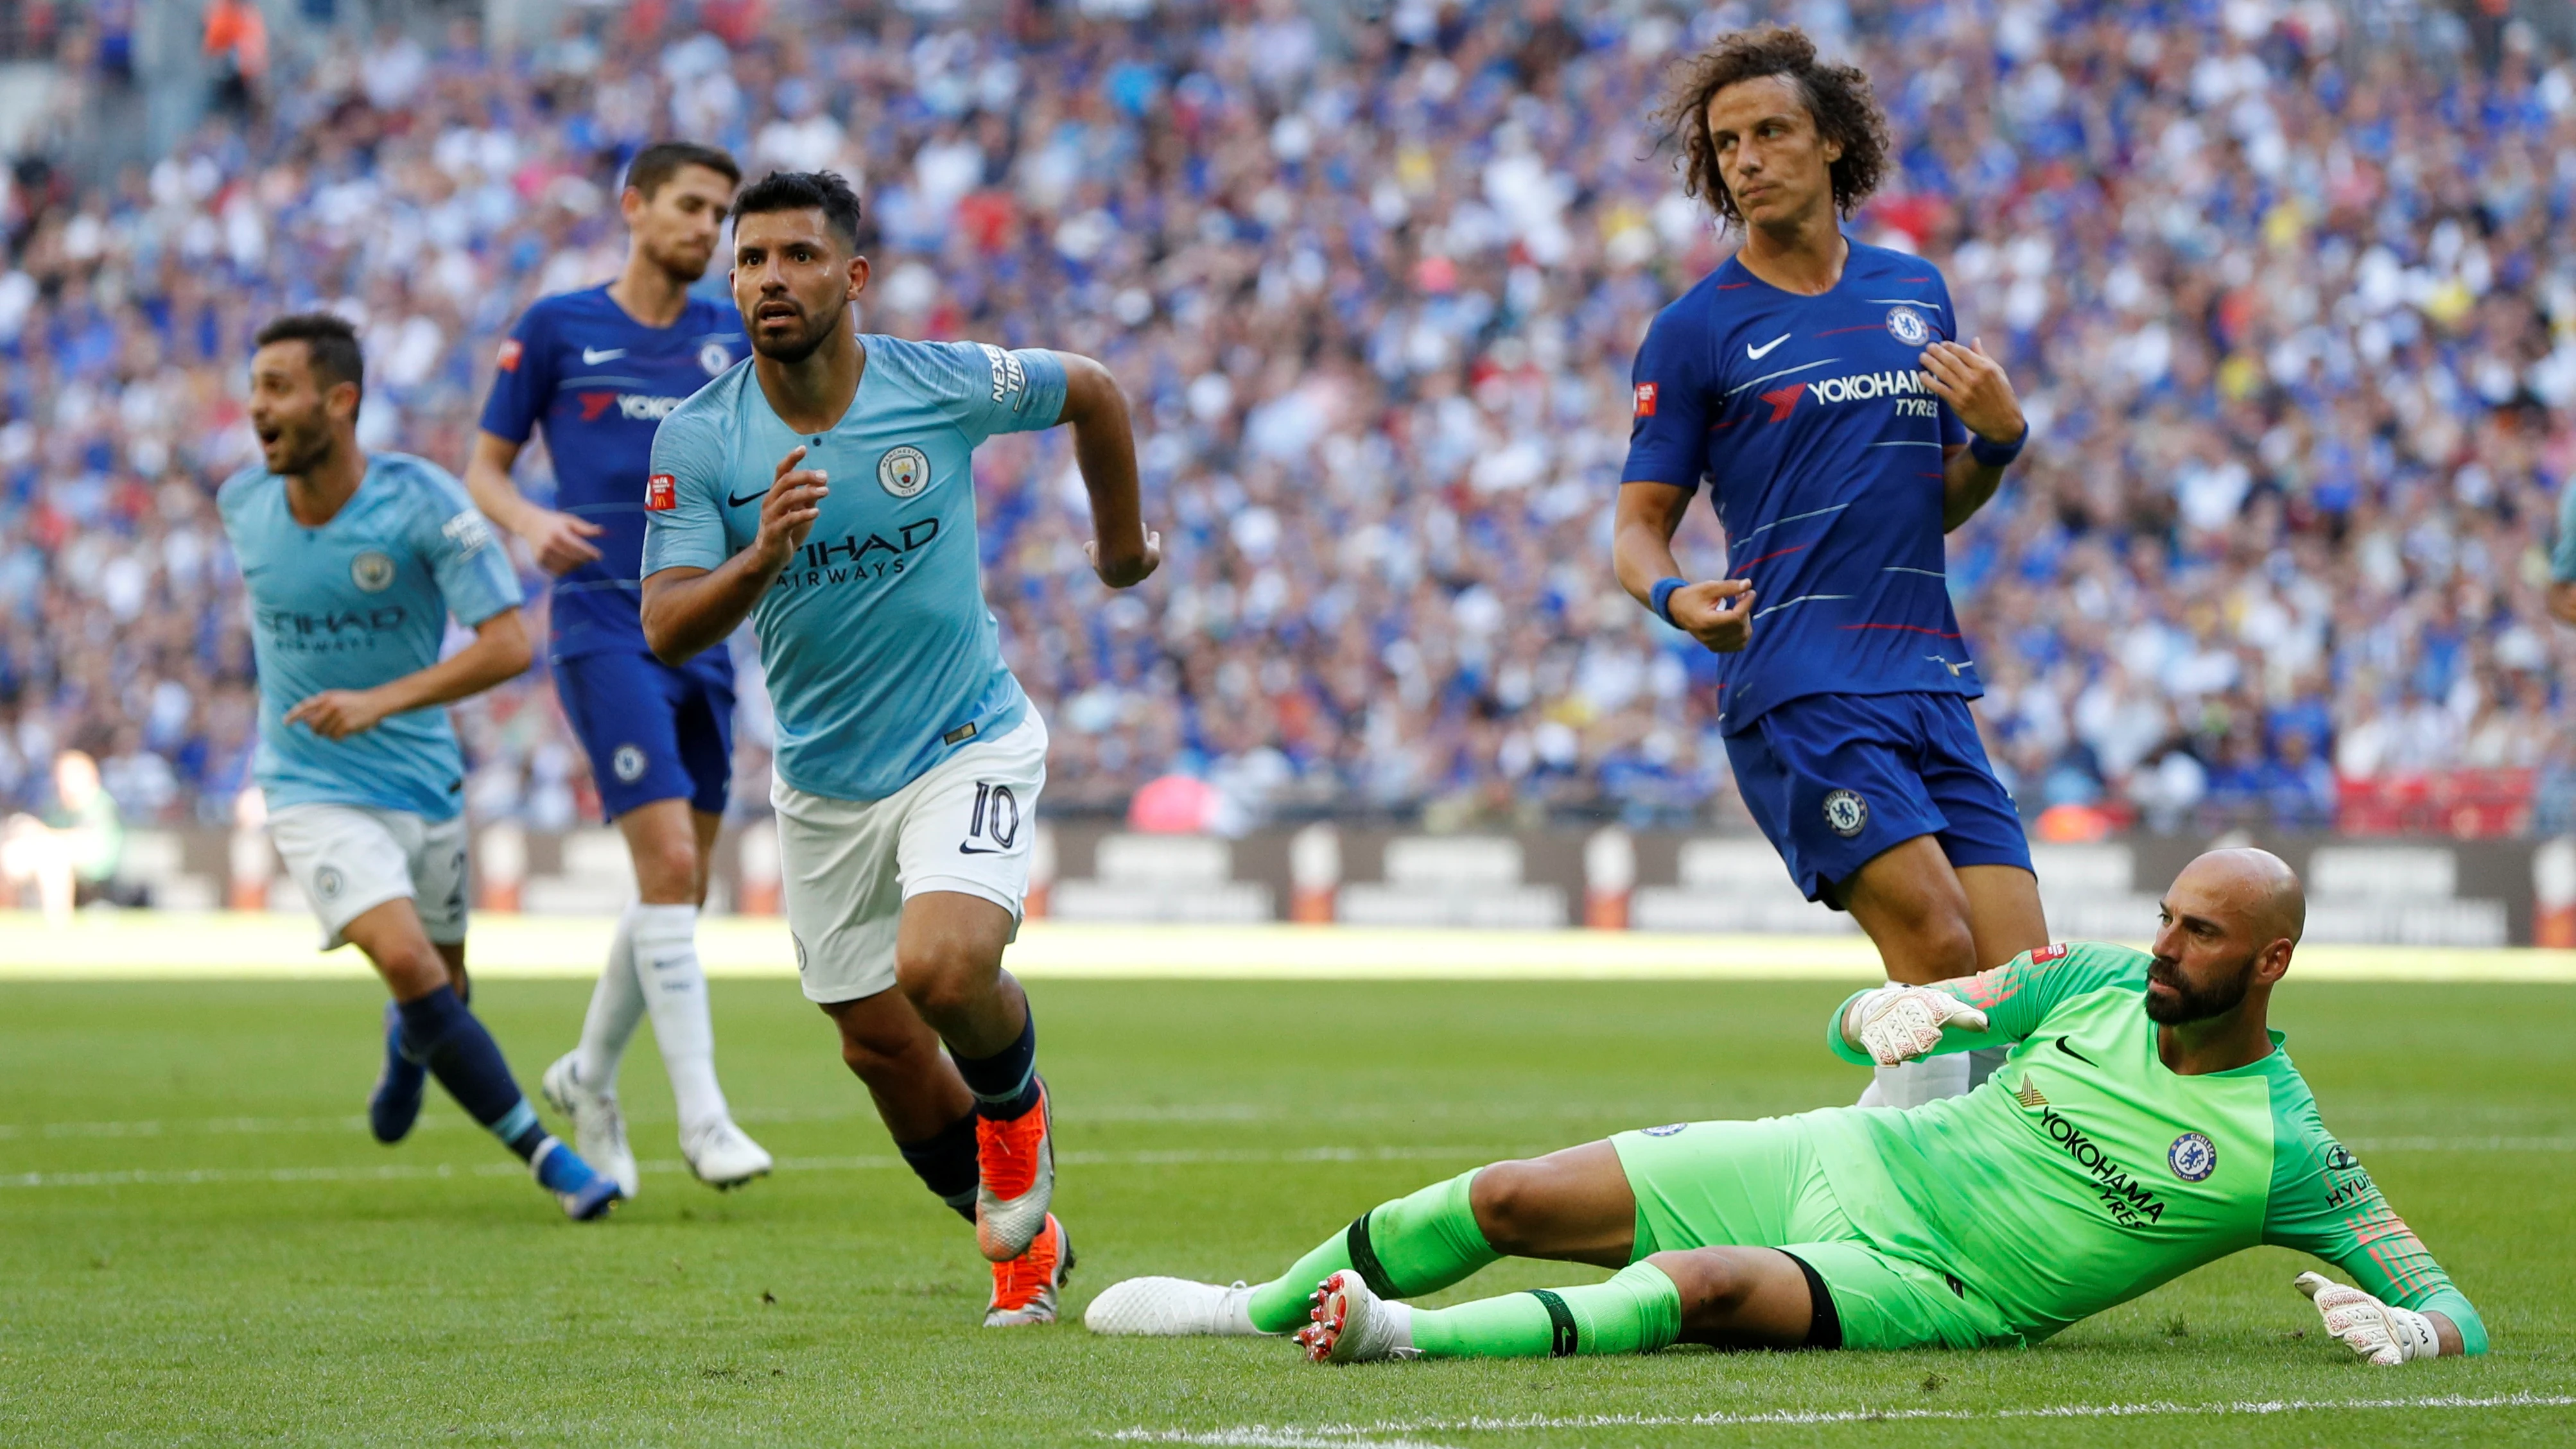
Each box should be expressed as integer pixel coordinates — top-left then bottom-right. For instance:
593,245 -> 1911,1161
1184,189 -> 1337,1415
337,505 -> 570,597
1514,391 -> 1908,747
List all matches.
2295,1271 -> 2440,1365
1843,985 -> 1990,1066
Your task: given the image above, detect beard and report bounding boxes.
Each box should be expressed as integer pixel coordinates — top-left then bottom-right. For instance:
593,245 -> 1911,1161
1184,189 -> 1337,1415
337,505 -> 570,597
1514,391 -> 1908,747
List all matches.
748,298 -> 845,365
266,419 -> 336,478
2144,954 -> 2255,1025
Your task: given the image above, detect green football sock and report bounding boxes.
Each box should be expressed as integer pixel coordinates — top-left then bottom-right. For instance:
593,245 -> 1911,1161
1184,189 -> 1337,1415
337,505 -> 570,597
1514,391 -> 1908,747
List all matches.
1409,1261 -> 1684,1359
1246,1170 -> 1499,1333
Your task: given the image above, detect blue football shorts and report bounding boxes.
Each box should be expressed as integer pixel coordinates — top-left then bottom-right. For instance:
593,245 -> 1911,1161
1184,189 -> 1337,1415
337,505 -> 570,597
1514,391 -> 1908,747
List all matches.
553,650 -> 736,820
1725,690 -> 2031,907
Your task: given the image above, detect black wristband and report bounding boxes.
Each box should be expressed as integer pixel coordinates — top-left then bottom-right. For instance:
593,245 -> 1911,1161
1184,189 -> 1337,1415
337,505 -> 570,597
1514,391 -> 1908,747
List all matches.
1969,426 -> 2028,469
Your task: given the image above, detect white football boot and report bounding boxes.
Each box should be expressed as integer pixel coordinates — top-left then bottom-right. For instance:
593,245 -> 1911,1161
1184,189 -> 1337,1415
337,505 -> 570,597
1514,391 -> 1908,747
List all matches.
541,1052 -> 639,1200
1296,1270 -> 1418,1364
1084,1277 -> 1266,1336
682,1118 -> 774,1190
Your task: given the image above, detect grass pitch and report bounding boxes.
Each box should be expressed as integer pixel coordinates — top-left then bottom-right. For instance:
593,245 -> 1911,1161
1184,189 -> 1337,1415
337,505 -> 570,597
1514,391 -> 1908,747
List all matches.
2,971 -> 2571,1446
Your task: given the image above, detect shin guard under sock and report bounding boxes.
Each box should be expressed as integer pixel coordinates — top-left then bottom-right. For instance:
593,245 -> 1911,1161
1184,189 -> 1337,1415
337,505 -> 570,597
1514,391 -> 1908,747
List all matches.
397,985 -> 548,1161
897,1111 -> 980,1222
1248,1170 -> 1500,1333
573,904 -> 646,1090
1409,1261 -> 1684,1359
632,903 -> 727,1133
953,1007 -> 1041,1120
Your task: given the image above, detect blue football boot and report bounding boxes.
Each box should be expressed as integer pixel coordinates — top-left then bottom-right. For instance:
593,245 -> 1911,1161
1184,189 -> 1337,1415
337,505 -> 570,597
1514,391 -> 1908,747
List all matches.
367,1000 -> 428,1144
531,1138 -> 623,1221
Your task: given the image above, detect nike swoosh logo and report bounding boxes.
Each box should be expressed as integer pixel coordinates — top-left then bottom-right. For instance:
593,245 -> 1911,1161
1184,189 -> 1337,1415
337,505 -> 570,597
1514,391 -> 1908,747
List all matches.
726,489 -> 767,508
582,347 -> 627,364
959,844 -> 1012,856
1746,333 -> 1791,360
2053,1036 -> 2098,1067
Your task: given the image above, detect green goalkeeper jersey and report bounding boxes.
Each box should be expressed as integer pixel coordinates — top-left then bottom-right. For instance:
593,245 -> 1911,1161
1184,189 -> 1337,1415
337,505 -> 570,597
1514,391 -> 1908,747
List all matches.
1818,941 -> 2485,1352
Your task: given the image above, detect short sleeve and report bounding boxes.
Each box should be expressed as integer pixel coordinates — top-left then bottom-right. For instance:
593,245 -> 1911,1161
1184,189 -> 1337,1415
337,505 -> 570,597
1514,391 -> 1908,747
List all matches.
477,305 -> 554,446
1933,273 -> 1969,447
938,342 -> 1068,444
1618,307 -> 1712,492
2553,481 -> 2576,582
412,470 -> 522,627
641,407 -> 734,576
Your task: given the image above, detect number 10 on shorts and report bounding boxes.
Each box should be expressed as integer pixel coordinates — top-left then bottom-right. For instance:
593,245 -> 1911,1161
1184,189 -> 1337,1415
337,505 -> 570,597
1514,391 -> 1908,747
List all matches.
962,781 -> 1022,855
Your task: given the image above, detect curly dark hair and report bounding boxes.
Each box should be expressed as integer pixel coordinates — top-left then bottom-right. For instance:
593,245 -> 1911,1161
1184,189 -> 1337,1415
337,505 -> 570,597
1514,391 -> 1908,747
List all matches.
1655,26 -> 1890,229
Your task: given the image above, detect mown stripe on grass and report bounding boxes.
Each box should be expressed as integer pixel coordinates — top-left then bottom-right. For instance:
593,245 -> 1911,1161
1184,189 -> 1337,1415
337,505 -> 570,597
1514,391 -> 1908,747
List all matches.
0,1143 -> 1512,1190
1112,1393 -> 2576,1446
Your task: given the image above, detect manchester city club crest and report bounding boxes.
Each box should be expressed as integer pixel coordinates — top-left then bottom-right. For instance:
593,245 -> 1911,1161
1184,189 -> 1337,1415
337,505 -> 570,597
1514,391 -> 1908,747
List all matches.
2168,1131 -> 2218,1182
612,744 -> 647,783
699,340 -> 732,376
1822,788 -> 1868,838
1884,304 -> 1932,346
349,551 -> 396,593
314,865 -> 343,901
878,444 -> 930,498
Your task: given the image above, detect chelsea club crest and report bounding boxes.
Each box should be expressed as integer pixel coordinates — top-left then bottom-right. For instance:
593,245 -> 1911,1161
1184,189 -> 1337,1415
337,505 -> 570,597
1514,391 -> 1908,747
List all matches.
2168,1131 -> 2217,1183
1884,305 -> 1932,346
878,444 -> 930,499
698,340 -> 732,376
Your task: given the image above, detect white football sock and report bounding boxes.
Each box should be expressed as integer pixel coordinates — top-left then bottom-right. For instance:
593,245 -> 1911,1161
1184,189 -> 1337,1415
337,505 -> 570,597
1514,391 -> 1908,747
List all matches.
574,903 -> 647,1090
633,903 -> 729,1135
1868,1054 -> 1971,1108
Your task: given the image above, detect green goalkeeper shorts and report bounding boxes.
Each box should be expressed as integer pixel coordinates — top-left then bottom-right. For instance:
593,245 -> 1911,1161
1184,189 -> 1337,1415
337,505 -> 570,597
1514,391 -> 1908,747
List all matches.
1610,1115 -> 2017,1351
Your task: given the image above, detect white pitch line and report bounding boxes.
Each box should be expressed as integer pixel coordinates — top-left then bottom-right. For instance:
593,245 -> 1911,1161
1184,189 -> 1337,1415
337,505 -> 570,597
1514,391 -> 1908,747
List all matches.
0,1143 -> 1511,1191
1112,1393 -> 2576,1446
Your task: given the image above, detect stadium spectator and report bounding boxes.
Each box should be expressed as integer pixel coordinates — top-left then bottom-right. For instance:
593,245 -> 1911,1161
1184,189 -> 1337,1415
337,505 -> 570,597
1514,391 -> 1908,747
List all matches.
0,1 -> 2572,842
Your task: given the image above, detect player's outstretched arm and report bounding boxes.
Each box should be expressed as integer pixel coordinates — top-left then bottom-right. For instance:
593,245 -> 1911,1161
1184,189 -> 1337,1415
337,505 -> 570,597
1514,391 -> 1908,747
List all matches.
1612,482 -> 1754,652
641,445 -> 826,665
463,431 -> 603,575
1054,352 -> 1160,589
284,608 -> 534,741
1920,338 -> 2025,532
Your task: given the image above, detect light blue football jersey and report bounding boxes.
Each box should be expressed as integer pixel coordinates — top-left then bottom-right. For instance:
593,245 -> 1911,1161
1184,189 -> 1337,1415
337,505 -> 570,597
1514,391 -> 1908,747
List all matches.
218,453 -> 524,819
641,336 -> 1066,801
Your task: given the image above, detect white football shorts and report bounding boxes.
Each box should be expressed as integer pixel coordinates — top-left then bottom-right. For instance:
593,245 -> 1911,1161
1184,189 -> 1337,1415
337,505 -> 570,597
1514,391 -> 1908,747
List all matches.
772,714 -> 1049,1005
266,803 -> 469,950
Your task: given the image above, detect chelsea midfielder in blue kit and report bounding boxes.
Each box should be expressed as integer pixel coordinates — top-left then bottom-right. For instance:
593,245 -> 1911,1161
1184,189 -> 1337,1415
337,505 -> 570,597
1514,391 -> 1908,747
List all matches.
465,142 -> 771,1195
640,172 -> 1160,1326
1615,28 -> 2046,1107
219,313 -> 617,1220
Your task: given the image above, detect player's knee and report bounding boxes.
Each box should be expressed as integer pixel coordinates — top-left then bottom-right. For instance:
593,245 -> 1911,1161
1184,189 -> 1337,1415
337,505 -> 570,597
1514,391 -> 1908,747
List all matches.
631,835 -> 699,901
1468,1159 -> 1551,1253
1646,1248 -> 1755,1318
830,1012 -> 919,1083
893,942 -> 998,1026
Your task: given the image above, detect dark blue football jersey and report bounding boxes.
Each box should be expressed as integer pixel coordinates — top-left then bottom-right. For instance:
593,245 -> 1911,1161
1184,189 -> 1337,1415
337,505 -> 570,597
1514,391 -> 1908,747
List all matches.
1621,240 -> 1974,733
479,286 -> 745,664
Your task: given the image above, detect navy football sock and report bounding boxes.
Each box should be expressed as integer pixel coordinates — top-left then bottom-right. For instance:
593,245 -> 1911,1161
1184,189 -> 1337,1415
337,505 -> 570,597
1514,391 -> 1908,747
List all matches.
397,985 -> 549,1161
952,1009 -> 1041,1120
897,1111 -> 980,1220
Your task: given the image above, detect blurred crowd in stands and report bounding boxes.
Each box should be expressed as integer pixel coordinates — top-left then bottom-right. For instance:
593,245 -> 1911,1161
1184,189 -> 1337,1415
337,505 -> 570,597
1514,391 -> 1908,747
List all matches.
3,0 -> 2575,844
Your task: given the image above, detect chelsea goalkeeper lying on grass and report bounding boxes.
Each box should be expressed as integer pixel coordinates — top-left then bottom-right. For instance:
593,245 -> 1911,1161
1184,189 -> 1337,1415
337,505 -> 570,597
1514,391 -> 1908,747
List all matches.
1089,848 -> 2485,1366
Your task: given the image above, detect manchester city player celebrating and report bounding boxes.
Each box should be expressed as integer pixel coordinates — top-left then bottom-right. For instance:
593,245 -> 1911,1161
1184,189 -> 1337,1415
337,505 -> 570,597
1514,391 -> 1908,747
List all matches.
1089,851 -> 2486,1369
1614,27 -> 2043,1107
465,141 -> 770,1197
640,171 -> 1160,1327
219,313 -> 618,1220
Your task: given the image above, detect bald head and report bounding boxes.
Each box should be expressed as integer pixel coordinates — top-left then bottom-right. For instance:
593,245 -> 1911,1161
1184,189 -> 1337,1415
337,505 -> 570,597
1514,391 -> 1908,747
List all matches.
2146,849 -> 2304,1028
2180,847 -> 2305,947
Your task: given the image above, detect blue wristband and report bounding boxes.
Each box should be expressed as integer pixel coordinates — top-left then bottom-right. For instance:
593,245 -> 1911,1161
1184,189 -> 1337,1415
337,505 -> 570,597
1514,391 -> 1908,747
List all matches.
1648,577 -> 1687,627
1969,426 -> 2028,469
